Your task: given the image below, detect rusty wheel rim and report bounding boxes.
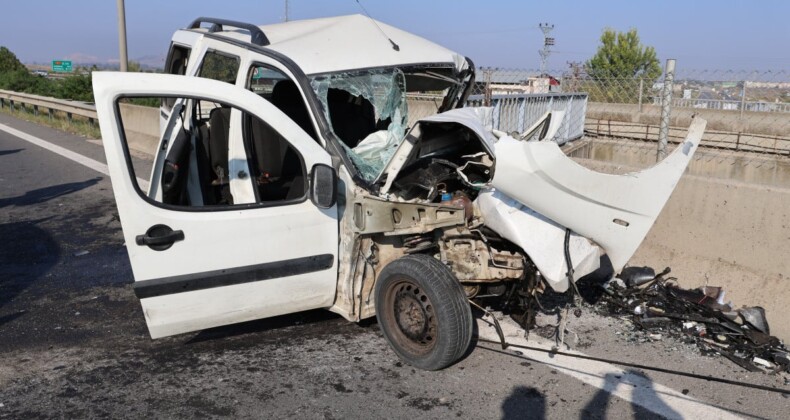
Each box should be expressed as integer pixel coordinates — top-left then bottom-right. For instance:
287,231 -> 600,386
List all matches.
383,277 -> 438,355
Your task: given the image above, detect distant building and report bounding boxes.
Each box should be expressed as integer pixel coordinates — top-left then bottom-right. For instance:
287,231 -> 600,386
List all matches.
482,69 -> 560,94
745,81 -> 790,89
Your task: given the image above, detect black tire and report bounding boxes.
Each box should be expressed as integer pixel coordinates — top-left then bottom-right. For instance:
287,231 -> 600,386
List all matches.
374,254 -> 473,370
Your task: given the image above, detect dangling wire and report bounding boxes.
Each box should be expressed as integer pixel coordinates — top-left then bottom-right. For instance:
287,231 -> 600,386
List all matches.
555,228 -> 581,350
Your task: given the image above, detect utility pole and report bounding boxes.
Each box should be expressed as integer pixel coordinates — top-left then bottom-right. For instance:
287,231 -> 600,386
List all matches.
284,0 -> 290,22
116,0 -> 128,72
538,23 -> 554,75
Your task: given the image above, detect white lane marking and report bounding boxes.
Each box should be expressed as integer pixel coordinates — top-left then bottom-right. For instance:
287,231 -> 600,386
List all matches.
0,123 -> 149,190
477,316 -> 742,420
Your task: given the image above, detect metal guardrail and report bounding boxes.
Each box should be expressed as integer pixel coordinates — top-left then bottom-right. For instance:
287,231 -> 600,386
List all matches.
0,89 -> 97,123
466,92 -> 588,145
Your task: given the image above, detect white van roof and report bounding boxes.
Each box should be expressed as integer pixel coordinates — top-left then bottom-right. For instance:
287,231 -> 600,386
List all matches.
194,14 -> 467,75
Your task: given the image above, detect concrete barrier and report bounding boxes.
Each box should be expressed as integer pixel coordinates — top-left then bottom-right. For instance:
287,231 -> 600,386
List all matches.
569,137 -> 790,188
574,155 -> 790,342
117,103 -> 159,155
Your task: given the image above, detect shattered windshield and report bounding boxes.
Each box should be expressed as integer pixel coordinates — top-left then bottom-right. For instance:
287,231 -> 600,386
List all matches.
310,68 -> 408,181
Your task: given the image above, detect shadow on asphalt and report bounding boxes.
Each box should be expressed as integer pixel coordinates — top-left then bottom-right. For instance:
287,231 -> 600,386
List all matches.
0,148 -> 24,156
185,309 -> 345,345
482,345 -> 682,419
0,219 -> 59,319
581,370 -> 681,419
0,177 -> 102,209
501,385 -> 546,420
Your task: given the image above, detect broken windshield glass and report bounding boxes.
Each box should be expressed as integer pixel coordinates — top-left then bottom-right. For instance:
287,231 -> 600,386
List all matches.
310,68 -> 408,181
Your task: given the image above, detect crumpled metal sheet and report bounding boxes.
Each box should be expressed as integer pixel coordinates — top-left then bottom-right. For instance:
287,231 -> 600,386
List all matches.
602,271 -> 790,374
475,189 -> 602,292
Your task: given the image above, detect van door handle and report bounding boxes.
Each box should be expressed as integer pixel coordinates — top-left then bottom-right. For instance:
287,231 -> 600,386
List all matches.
135,224 -> 185,251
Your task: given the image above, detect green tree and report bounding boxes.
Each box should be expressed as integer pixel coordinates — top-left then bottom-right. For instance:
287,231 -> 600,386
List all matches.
586,29 -> 661,79
127,60 -> 142,73
56,73 -> 93,102
0,46 -> 25,72
584,29 -> 661,103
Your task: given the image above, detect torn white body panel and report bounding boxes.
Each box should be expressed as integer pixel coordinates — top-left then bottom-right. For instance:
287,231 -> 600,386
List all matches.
476,190 -> 602,292
491,118 -> 707,273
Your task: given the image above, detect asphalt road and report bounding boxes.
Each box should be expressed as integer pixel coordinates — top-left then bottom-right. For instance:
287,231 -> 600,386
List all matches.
0,113 -> 788,419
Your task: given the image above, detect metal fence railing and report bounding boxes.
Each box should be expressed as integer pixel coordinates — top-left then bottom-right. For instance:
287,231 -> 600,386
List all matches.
466,92 -> 588,144
657,97 -> 790,113
407,90 -> 588,146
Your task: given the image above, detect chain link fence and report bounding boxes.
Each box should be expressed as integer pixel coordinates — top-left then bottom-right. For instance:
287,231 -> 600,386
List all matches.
569,66 -> 790,163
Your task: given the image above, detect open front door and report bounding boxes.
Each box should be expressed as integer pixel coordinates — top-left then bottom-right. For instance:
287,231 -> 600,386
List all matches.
93,72 -> 339,338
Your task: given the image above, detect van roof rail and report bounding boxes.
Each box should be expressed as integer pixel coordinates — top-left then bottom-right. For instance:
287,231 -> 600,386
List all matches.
188,17 -> 270,47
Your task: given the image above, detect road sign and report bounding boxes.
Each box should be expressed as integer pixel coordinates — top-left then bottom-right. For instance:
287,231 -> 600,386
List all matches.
52,60 -> 73,73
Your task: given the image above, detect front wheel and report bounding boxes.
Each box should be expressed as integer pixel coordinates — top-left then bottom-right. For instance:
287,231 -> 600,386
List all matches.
374,254 -> 473,370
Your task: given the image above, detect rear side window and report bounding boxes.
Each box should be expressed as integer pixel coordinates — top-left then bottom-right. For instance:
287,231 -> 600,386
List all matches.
162,44 -> 191,110
198,50 -> 240,84
166,44 -> 190,76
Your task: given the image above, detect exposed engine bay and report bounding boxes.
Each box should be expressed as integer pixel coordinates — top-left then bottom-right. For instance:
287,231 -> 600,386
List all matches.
336,110 -> 587,327
333,106 -> 706,332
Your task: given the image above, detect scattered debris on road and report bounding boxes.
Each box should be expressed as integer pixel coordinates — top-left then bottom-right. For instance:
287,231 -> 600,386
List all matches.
600,266 -> 790,374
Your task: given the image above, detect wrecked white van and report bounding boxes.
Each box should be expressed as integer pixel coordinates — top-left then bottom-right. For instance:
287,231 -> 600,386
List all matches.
92,15 -> 705,370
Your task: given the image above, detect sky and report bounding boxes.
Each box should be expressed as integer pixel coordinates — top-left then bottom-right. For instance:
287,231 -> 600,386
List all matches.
1,0 -> 788,72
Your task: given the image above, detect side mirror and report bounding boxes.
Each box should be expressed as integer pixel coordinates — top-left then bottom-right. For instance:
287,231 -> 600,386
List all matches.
309,163 -> 337,209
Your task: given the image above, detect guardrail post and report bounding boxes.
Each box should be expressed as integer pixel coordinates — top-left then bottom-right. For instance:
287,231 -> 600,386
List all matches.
67,112 -> 73,124
657,59 -> 676,162
0,98 -> 3,109
9,100 -> 14,111
33,105 -> 39,116
48,108 -> 54,121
